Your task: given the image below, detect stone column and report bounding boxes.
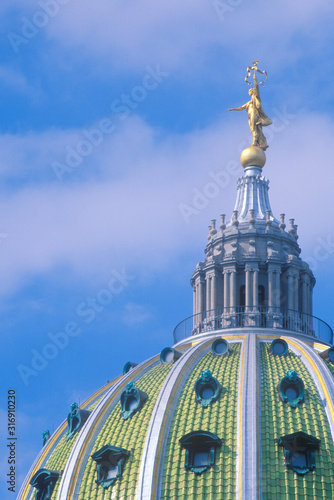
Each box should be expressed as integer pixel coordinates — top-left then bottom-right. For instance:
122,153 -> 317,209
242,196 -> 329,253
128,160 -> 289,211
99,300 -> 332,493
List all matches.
198,275 -> 206,313
292,272 -> 299,311
287,271 -> 294,311
206,274 -> 211,312
268,264 -> 281,310
192,280 -> 196,316
211,271 -> 217,309
224,271 -> 230,309
275,270 -> 281,308
245,267 -> 252,309
309,278 -> 314,316
231,269 -> 237,309
268,270 -> 274,309
301,274 -> 309,315
253,268 -> 259,309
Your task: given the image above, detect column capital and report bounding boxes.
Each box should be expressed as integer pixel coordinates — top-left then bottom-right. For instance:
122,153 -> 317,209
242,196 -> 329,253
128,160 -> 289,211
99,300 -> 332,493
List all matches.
300,274 -> 310,285
222,266 -> 237,275
267,262 -> 282,273
205,268 -> 221,279
245,263 -> 259,272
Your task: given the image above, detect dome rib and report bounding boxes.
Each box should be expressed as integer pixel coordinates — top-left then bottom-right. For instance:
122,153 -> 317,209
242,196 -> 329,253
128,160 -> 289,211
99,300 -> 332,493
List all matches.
138,339 -> 211,499
239,334 -> 258,500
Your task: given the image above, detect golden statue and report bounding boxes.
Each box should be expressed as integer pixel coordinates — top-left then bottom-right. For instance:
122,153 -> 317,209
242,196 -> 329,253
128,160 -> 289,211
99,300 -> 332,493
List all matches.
228,61 -> 272,151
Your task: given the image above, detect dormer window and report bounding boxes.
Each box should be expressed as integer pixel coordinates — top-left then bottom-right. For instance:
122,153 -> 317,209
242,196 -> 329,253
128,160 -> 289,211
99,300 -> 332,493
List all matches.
212,338 -> 230,356
30,468 -> 60,500
42,430 -> 51,446
179,431 -> 222,474
66,402 -> 90,440
120,382 -> 148,419
194,370 -> 221,407
271,338 -> 288,356
278,370 -> 304,408
91,445 -> 130,489
276,431 -> 320,475
328,348 -> 334,363
160,347 -> 182,364
319,346 -> 334,364
123,361 -> 137,375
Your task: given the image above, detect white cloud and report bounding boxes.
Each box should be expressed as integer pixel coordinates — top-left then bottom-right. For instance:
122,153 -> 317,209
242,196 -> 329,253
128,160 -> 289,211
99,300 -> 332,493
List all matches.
0,110 -> 333,299
41,0 -> 334,75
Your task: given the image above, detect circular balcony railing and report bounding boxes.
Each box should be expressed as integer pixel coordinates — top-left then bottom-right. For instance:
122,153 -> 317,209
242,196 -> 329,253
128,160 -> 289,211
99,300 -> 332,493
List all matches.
173,306 -> 333,345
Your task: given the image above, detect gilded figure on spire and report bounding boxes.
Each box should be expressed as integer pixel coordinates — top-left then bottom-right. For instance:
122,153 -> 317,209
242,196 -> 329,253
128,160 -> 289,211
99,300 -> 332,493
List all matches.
228,61 -> 272,151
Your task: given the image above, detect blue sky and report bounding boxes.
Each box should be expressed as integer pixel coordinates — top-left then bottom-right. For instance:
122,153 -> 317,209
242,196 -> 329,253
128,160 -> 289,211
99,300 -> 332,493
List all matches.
1,0 -> 334,497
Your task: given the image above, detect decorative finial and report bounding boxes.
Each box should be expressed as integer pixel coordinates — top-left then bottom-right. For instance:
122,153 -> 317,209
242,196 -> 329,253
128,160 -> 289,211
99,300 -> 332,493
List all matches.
279,214 -> 286,231
210,219 -> 217,236
266,210 -> 272,231
220,214 -> 226,232
232,210 -> 239,227
249,209 -> 255,228
288,218 -> 295,234
288,219 -> 298,240
207,225 -> 212,241
228,61 -> 272,151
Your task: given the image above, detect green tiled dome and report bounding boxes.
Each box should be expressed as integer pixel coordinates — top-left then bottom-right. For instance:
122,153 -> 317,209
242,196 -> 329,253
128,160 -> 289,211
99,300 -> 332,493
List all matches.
18,334 -> 334,500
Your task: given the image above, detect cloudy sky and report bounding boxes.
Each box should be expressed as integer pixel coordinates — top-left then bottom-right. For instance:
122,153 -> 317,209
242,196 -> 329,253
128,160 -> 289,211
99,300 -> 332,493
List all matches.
1,0 -> 334,496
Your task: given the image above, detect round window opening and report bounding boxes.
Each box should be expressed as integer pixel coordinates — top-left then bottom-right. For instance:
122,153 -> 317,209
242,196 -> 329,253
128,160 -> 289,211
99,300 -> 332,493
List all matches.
200,386 -> 215,400
164,350 -> 174,363
328,348 -> 334,364
125,396 -> 138,412
271,339 -> 288,356
212,339 -> 229,356
160,347 -> 181,364
285,386 -> 298,400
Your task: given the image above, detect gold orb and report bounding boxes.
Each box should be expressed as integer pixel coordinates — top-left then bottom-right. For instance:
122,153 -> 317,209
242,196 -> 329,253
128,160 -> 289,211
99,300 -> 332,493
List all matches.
240,146 -> 266,168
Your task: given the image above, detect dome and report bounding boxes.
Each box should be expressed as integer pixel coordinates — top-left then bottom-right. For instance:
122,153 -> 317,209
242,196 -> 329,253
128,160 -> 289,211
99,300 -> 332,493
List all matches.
18,329 -> 334,499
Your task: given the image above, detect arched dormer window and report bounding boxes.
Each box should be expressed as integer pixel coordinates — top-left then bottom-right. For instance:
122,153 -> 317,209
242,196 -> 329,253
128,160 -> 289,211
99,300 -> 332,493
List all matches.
278,370 -> 304,408
123,361 -> 137,375
120,382 -> 148,420
179,431 -> 222,474
30,468 -> 60,500
66,402 -> 90,441
42,430 -> 51,446
194,370 -> 221,407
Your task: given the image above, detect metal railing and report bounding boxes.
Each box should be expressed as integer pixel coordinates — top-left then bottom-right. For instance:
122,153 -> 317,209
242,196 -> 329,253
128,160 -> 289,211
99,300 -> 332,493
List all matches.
173,306 -> 333,345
